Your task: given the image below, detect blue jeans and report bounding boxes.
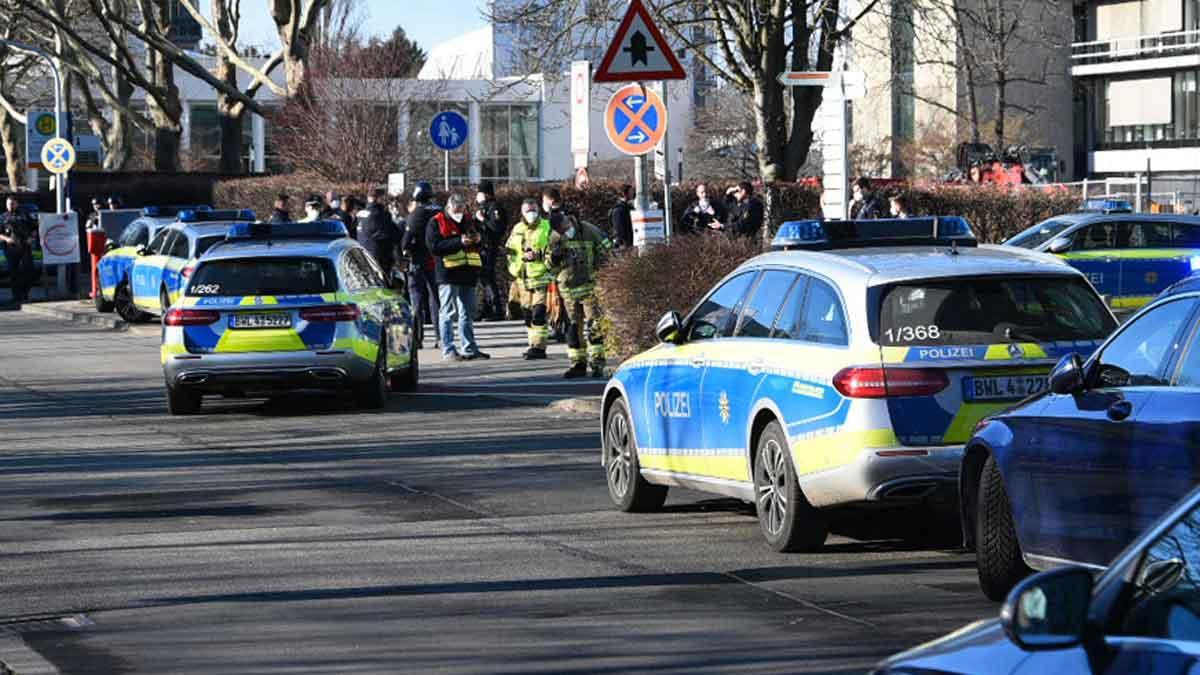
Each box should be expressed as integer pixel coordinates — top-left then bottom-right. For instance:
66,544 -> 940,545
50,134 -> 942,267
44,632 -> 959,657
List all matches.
438,283 -> 479,357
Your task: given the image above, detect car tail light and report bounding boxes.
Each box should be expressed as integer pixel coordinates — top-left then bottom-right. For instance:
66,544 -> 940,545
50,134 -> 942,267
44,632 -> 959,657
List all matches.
164,308 -> 220,326
181,264 -> 195,279
834,367 -> 949,398
300,304 -> 360,322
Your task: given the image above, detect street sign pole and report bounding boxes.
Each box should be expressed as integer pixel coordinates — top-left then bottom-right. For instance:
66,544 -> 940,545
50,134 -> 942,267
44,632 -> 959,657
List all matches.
444,151 -> 450,192
659,81 -> 672,240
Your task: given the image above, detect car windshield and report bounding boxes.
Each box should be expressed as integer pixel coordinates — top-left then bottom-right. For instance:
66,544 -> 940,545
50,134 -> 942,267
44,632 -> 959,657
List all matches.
1006,219 -> 1075,249
876,276 -> 1116,346
186,257 -> 337,297
194,235 -> 224,257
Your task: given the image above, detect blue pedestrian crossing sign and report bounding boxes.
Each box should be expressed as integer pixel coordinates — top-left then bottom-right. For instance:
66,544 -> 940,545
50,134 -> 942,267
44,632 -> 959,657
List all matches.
604,84 -> 668,156
430,111 -> 468,151
40,137 -> 76,175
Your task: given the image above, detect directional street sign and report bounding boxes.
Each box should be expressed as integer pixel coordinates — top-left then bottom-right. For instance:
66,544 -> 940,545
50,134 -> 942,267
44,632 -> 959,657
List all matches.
430,110 -> 468,151
40,137 -> 76,175
594,0 -> 686,82
776,71 -> 866,100
25,109 -> 71,170
604,84 -> 668,156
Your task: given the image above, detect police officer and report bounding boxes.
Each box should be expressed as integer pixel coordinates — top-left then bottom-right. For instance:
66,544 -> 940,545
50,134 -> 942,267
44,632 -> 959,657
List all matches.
299,195 -> 323,222
357,187 -> 400,274
473,180 -> 507,321
548,211 -> 613,378
506,198 -> 554,359
402,181 -> 441,350
0,197 -> 38,307
269,193 -> 291,223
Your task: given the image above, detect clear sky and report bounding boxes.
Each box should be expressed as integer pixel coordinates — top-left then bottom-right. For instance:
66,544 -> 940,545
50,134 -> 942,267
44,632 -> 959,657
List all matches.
229,0 -> 489,53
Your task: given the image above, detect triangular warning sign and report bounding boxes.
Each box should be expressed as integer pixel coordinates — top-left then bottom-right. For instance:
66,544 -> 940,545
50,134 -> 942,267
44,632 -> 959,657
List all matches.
594,0 -> 687,83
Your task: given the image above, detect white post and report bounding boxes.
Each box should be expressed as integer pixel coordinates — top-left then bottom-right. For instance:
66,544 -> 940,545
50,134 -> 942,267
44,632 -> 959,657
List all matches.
660,81 -> 672,240
468,100 -> 482,184
634,83 -> 649,213
1135,172 -> 1143,212
444,151 -> 450,191
252,113 -> 266,173
1082,177 -> 1089,201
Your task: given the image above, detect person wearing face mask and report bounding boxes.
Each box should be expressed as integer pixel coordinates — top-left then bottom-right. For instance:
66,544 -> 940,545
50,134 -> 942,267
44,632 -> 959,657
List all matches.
473,180 -> 508,321
548,211 -> 613,378
357,188 -> 400,274
402,182 -> 441,350
680,182 -> 727,235
427,193 -> 489,362
298,195 -> 323,222
506,198 -> 554,359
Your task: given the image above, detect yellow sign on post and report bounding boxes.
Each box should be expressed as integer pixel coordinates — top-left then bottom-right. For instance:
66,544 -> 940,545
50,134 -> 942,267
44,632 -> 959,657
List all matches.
40,137 -> 76,175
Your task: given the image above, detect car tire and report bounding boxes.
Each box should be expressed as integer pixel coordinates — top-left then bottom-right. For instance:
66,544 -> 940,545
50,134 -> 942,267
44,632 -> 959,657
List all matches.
754,420 -> 828,552
166,385 -> 201,415
976,454 -> 1030,601
159,286 -> 171,315
604,397 -> 667,512
114,280 -> 148,323
389,346 -> 419,392
94,288 -> 114,313
355,338 -> 387,410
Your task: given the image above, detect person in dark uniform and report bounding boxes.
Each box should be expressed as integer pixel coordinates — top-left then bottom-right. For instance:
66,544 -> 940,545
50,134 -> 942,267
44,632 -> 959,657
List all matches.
269,193 -> 291,223
608,184 -> 634,247
0,197 -> 38,307
473,180 -> 508,321
356,187 -> 400,273
679,182 -> 727,234
402,182 -> 441,350
725,181 -> 764,237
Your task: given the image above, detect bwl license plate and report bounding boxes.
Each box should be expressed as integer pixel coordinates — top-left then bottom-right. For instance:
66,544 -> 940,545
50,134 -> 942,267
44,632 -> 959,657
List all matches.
230,312 -> 291,329
963,375 -> 1048,401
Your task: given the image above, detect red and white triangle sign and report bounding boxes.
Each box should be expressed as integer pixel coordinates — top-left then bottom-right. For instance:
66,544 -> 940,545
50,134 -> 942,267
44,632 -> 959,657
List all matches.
594,0 -> 686,83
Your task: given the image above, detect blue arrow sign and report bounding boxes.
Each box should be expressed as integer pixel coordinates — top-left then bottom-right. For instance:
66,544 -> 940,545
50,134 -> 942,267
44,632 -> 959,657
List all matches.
612,94 -> 660,147
430,111 -> 468,151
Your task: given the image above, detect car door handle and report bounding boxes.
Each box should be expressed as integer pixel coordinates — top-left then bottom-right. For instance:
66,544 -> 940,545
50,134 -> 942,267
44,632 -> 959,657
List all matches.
1107,400 -> 1133,422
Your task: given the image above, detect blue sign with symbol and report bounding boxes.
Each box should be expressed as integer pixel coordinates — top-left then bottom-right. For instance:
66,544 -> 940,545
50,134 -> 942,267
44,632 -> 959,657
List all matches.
604,84 -> 667,156
430,111 -> 468,151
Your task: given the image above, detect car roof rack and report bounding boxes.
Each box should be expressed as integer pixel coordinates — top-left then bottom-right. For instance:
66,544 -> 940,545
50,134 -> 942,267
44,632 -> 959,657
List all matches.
224,220 -> 349,241
179,208 -> 255,223
142,205 -> 211,217
771,217 -> 977,251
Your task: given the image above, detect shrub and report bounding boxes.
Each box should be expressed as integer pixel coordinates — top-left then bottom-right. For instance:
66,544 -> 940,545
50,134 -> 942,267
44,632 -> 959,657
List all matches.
597,233 -> 762,362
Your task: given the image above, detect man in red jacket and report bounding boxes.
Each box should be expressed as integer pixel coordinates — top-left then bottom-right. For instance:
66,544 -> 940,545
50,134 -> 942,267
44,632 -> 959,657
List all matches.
426,193 -> 490,362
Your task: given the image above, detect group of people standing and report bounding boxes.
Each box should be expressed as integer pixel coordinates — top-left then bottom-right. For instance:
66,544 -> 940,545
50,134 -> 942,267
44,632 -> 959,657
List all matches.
848,177 -> 914,220
607,181 -> 766,242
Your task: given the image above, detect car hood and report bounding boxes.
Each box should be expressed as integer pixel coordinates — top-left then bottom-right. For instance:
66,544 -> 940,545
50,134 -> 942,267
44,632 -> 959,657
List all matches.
875,619 -> 1031,674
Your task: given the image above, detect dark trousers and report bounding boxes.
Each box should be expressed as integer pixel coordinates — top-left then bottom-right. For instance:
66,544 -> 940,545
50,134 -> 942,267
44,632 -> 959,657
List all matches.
4,244 -> 34,304
408,263 -> 440,347
478,261 -> 502,319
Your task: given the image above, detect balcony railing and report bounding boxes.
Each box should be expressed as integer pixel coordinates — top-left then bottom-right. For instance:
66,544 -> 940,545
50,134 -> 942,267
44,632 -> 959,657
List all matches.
1072,29 -> 1200,65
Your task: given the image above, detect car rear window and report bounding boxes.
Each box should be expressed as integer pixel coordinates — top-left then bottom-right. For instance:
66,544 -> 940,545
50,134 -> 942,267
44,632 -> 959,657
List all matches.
186,257 -> 337,297
194,235 -> 223,257
876,276 -> 1116,346
1005,219 -> 1074,249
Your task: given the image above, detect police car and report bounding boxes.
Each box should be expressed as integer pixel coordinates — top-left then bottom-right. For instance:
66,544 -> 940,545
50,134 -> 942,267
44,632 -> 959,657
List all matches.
124,209 -> 255,317
161,220 -> 416,415
96,205 -> 216,320
602,217 -> 1118,552
1004,204 -> 1200,312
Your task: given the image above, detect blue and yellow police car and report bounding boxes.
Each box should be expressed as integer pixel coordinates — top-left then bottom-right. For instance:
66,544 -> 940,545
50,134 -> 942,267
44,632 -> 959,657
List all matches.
126,209 -> 255,317
1004,207 -> 1200,313
602,217 -> 1118,552
161,220 -> 415,415
95,205 -> 214,320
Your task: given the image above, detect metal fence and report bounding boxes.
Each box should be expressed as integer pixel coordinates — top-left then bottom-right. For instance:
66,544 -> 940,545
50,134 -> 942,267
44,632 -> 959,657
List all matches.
1052,175 -> 1200,215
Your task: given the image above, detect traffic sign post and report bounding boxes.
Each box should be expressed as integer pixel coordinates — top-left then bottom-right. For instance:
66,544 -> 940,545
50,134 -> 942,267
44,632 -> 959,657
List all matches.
41,137 -> 76,175
778,71 -> 865,221
605,83 -> 670,241
570,61 -> 590,170
430,110 -> 468,191
650,81 -> 672,239
594,0 -> 687,83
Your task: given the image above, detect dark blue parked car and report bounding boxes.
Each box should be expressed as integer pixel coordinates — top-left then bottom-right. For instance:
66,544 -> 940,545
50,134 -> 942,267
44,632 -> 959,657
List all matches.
960,285 -> 1200,600
875,484 -> 1200,674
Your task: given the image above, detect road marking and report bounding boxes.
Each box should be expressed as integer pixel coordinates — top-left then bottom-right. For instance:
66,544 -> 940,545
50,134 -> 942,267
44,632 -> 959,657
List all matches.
722,572 -> 879,628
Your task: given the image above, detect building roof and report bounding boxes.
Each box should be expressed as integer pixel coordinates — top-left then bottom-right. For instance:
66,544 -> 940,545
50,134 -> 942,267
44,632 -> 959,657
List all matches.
418,25 -> 495,80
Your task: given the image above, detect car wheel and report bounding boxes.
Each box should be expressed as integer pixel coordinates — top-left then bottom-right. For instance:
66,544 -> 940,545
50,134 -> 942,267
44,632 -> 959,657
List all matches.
166,385 -> 201,415
159,286 -> 171,314
754,421 -> 827,552
976,454 -> 1030,600
114,281 -> 148,323
604,397 -> 667,512
94,288 -> 114,313
389,347 -> 419,392
355,337 -> 387,410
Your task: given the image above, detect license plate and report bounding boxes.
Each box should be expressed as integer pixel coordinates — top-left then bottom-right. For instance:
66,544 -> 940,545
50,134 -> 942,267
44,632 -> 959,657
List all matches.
963,375 -> 1048,401
230,312 -> 291,329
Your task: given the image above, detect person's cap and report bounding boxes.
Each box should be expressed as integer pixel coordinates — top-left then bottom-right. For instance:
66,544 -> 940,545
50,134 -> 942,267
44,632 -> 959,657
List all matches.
549,211 -> 567,231
477,180 -> 495,197
305,194 -> 323,207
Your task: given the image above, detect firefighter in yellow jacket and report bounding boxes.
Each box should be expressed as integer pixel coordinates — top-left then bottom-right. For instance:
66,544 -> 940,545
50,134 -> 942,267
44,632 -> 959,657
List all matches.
506,198 -> 554,359
548,211 -> 613,378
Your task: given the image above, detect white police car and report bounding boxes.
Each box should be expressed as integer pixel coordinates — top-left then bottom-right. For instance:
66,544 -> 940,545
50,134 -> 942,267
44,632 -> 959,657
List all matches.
602,217 -> 1118,552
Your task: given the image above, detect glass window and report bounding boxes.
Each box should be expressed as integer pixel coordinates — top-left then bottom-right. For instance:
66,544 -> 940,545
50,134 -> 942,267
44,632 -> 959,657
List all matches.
877,277 -> 1116,346
187,258 -> 337,296
1174,322 -> 1200,387
167,232 -> 189,259
194,235 -> 223,258
342,249 -> 385,290
120,223 -> 149,248
147,228 -> 171,254
1095,70 -> 1200,147
1096,298 -> 1197,387
799,279 -> 848,346
771,276 -> 810,340
687,272 -> 756,341
1117,221 -> 1173,249
1006,219 -> 1076,249
479,103 -> 539,181
1079,222 -> 1116,250
1119,500 -> 1200,641
735,271 -> 797,338
1174,222 -> 1200,247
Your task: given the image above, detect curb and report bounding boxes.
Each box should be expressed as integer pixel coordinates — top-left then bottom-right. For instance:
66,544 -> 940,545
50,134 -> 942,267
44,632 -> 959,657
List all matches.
19,302 -> 128,331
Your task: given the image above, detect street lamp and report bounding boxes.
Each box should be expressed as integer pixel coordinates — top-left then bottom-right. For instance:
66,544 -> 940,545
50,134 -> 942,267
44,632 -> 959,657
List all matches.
0,38 -> 66,215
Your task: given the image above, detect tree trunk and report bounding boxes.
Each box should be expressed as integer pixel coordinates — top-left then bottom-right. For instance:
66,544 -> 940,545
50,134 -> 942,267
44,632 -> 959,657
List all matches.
145,2 -> 184,172
994,73 -> 1006,151
0,107 -> 21,190
214,0 -> 244,174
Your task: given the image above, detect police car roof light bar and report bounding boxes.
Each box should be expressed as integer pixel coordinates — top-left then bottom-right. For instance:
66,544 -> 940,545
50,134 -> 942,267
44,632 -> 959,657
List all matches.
142,205 -> 213,218
771,217 -> 977,251
225,220 -> 349,241
179,208 -> 256,223
1080,198 -> 1133,214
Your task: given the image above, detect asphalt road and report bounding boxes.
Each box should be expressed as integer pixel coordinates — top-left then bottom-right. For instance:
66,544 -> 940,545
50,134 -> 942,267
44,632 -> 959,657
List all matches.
0,310 -> 995,674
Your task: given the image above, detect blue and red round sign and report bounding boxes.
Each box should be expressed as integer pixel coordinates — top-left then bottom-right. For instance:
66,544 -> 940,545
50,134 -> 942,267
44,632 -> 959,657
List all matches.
604,84 -> 667,156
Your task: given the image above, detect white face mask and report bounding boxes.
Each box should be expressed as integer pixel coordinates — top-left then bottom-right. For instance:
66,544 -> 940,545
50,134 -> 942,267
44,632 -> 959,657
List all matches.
564,227 -> 576,239
448,210 -> 464,223
476,194 -> 487,205
542,202 -> 554,214
523,211 -> 538,224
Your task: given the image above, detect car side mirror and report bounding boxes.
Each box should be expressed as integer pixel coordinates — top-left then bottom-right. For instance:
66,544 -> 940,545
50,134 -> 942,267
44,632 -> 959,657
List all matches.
105,241 -> 116,252
1002,566 -> 1094,651
1049,353 -> 1085,395
135,245 -> 147,256
656,311 -> 682,344
1136,558 -> 1186,596
1048,237 -> 1072,254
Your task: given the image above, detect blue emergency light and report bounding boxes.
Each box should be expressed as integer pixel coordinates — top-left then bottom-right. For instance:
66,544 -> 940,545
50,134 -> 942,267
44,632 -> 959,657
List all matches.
142,205 -> 212,218
226,220 -> 348,240
179,208 -> 256,223
771,217 -> 977,251
1080,198 -> 1133,214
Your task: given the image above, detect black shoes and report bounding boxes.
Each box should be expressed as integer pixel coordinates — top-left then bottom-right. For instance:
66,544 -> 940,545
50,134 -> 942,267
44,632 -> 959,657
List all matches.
563,363 -> 588,379
464,351 -> 491,360
522,348 -> 547,360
